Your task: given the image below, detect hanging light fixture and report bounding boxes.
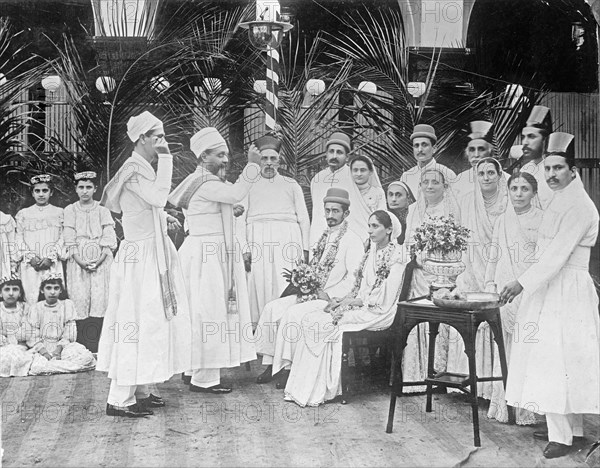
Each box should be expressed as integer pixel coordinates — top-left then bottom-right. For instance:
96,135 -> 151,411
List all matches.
358,81 -> 377,95
95,76 -> 117,94
41,75 -> 62,93
407,82 -> 426,99
306,79 -> 325,96
253,79 -> 267,94
239,1 -> 293,51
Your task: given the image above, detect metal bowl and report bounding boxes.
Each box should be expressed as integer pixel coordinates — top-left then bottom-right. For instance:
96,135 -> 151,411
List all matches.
432,292 -> 500,310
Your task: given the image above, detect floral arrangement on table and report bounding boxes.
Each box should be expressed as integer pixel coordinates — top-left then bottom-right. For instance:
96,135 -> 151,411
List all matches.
411,215 -> 470,257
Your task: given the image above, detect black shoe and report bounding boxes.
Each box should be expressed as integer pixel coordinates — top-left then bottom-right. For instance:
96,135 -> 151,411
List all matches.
106,403 -> 153,418
256,366 -> 274,384
139,393 -> 166,408
275,370 -> 290,389
189,383 -> 232,394
182,374 -> 191,385
543,442 -> 572,459
534,431 -> 584,442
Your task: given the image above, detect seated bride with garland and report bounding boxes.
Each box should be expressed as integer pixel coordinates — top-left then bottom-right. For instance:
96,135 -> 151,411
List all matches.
282,210 -> 405,407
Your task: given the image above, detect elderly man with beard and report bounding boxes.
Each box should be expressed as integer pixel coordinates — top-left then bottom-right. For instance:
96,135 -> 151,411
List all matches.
168,128 -> 260,394
240,133 -> 310,324
500,132 -> 599,459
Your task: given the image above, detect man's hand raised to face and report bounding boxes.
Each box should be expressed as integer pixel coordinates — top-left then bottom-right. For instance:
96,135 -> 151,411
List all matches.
154,136 -> 171,155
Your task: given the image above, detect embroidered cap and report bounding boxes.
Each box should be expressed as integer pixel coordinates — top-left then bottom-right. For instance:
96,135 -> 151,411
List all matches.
30,174 -> 52,185
468,121 -> 493,143
323,187 -> 351,207
410,124 -> 437,144
74,171 -> 97,181
190,127 -> 227,158
326,131 -> 352,153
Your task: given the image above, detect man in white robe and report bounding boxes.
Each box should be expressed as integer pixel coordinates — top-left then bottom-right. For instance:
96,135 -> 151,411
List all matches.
516,105 -> 554,209
254,188 -> 364,384
453,121 -> 510,199
97,111 -> 192,418
241,134 -> 310,324
309,132 -> 372,245
400,124 -> 457,199
500,132 -> 600,459
168,127 -> 261,394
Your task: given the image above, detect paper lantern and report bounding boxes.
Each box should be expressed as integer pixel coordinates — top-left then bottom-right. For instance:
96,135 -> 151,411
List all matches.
358,81 -> 377,95
41,75 -> 62,93
306,79 -> 325,96
407,82 -> 426,98
253,79 -> 267,94
95,76 -> 116,93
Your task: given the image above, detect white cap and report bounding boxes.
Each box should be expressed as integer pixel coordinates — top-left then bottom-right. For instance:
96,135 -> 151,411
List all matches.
190,127 -> 227,158
126,111 -> 163,142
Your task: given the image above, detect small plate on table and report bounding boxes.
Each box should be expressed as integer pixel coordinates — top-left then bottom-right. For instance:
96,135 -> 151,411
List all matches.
432,292 -> 500,310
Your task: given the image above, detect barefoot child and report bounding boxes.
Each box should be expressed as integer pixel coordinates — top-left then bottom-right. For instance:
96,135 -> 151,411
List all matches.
63,171 -> 116,351
27,273 -> 95,375
15,175 -> 64,305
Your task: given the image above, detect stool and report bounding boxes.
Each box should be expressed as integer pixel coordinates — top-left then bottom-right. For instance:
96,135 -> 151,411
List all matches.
385,297 -> 513,447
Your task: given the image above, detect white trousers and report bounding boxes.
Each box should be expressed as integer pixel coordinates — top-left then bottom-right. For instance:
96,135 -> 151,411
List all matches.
107,381 -> 150,408
547,413 -> 584,445
191,368 -> 220,388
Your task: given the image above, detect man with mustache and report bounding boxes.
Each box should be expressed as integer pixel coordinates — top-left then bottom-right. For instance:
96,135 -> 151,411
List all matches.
239,133 -> 310,324
400,124 -> 457,201
168,127 -> 261,394
518,105 -> 554,209
500,132 -> 599,459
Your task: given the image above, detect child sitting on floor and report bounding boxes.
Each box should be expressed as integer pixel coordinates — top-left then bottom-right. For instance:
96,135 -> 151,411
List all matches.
27,273 -> 95,375
0,274 -> 35,377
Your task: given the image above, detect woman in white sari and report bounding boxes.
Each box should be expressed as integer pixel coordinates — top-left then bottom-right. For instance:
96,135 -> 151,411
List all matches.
401,166 -> 461,392
347,156 -> 386,241
283,210 -> 403,406
485,171 -> 542,425
447,157 -> 509,399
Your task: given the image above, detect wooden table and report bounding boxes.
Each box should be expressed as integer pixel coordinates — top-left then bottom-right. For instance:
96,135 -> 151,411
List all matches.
385,297 -> 513,446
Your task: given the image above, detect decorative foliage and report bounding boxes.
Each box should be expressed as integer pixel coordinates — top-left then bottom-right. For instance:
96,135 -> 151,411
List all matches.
412,215 -> 471,255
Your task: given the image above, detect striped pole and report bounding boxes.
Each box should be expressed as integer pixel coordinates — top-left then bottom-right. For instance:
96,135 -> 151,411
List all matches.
265,45 -> 279,131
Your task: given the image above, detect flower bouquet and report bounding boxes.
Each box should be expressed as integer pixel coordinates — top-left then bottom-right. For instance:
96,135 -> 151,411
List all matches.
282,261 -> 323,303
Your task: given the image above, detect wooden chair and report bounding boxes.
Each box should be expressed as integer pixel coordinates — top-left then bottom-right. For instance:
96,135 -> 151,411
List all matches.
340,257 -> 416,404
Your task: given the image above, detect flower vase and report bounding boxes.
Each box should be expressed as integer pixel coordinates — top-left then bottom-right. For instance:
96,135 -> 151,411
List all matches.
422,249 -> 466,294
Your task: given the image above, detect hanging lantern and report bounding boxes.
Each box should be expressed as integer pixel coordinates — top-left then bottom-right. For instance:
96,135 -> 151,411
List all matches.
306,79 -> 325,96
253,79 -> 267,94
151,76 -> 170,93
95,76 -> 116,94
358,81 -> 377,95
41,75 -> 62,93
407,82 -> 426,98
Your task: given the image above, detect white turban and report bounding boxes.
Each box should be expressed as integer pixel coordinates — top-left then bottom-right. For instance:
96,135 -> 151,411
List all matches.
127,111 -> 163,142
190,127 -> 227,158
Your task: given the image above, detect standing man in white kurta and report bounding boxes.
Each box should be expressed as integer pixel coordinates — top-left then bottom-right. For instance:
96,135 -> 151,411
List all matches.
518,105 -> 554,209
500,132 -> 600,459
169,128 -> 260,394
242,134 -> 310,324
97,111 -> 192,418
400,124 -> 457,200
254,188 -> 364,384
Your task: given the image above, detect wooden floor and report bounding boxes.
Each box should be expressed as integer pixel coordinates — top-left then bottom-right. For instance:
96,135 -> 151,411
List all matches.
1,363 -> 598,467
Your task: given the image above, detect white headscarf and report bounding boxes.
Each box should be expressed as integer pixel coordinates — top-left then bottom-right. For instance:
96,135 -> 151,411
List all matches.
190,127 -> 227,158
126,111 -> 163,142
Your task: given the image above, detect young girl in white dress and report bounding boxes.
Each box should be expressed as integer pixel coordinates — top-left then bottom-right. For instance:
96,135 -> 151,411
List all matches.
15,175 -> 64,305
27,274 -> 95,375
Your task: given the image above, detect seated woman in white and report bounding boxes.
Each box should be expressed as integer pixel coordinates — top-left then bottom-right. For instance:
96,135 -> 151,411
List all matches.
485,172 -> 542,425
283,210 -> 404,407
400,166 -> 461,392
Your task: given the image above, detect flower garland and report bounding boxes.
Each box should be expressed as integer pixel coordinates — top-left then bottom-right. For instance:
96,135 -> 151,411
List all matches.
331,241 -> 396,325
